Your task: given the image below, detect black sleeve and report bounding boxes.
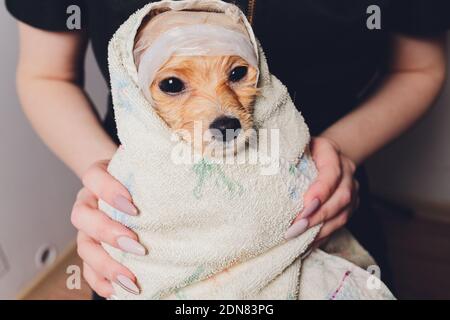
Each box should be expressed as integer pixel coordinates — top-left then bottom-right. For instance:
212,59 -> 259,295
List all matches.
387,0 -> 450,36
5,0 -> 86,31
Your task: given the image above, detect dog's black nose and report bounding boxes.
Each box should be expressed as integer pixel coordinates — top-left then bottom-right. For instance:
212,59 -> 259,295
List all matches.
209,116 -> 242,142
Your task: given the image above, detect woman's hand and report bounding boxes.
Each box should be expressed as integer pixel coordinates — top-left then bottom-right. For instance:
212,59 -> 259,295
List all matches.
285,137 -> 359,242
71,160 -> 146,298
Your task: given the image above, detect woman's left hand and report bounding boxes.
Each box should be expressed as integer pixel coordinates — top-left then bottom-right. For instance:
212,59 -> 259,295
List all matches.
285,136 -> 359,243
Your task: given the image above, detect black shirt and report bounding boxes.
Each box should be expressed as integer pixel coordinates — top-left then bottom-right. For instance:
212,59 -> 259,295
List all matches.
6,0 -> 450,287
6,0 -> 450,138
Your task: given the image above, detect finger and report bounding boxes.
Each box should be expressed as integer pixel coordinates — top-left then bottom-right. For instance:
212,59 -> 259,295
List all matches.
287,184 -> 351,240
307,162 -> 342,204
314,208 -> 350,242
301,141 -> 342,216
77,232 -> 140,295
82,161 -> 138,216
71,199 -> 146,256
308,174 -> 353,228
289,160 -> 353,241
83,262 -> 114,298
310,137 -> 341,169
75,187 -> 100,208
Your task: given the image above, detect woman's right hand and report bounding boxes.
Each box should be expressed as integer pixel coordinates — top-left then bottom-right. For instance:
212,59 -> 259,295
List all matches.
71,160 -> 147,298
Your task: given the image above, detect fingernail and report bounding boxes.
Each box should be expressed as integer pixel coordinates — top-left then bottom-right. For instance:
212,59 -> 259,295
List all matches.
108,287 -> 117,300
116,275 -> 140,295
117,236 -> 147,256
301,198 -> 321,219
113,195 -> 138,216
285,219 -> 309,240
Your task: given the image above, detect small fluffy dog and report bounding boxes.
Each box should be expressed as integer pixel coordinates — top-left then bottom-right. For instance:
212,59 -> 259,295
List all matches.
103,1 -> 394,300
133,10 -> 259,151
150,55 -> 258,140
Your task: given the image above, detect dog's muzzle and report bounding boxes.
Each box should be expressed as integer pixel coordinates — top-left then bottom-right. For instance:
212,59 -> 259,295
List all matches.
209,116 -> 242,142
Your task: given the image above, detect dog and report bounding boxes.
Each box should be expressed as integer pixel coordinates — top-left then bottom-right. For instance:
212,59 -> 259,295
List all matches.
103,0 -> 395,300
134,10 -> 259,153
149,55 -> 258,145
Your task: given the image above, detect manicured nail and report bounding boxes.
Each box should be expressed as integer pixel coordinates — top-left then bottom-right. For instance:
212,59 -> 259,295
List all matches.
117,236 -> 147,256
301,198 -> 321,219
285,219 -> 309,240
116,275 -> 140,295
113,195 -> 138,216
107,286 -> 117,300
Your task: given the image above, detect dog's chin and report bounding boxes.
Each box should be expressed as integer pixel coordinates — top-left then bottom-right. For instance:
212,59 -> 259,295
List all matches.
182,130 -> 252,158
201,129 -> 253,158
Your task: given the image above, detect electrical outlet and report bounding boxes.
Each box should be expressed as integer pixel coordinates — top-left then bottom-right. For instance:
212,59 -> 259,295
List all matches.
0,245 -> 9,278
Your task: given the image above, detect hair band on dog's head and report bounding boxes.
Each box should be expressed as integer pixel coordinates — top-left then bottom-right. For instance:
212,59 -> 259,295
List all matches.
136,24 -> 259,102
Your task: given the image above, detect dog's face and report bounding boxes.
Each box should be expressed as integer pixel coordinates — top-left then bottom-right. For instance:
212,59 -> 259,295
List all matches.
149,55 -> 258,151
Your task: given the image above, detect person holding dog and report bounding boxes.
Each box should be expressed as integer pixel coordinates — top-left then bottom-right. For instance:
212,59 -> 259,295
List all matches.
7,0 -> 449,298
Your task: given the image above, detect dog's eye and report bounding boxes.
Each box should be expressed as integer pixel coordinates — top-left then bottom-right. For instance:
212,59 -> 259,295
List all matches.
159,77 -> 185,94
229,66 -> 248,82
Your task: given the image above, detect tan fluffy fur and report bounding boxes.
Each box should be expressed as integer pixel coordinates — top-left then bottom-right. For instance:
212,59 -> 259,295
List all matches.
149,55 -> 258,144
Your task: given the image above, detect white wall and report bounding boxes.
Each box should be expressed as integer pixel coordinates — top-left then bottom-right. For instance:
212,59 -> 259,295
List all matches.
367,34 -> 450,210
0,2 -> 108,299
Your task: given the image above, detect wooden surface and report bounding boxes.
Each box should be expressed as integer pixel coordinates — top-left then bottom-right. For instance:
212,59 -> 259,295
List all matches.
22,250 -> 91,300
377,204 -> 450,299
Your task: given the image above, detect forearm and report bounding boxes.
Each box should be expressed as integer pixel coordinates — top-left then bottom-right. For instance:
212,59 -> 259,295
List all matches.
322,70 -> 445,165
322,35 -> 447,166
15,24 -> 117,178
17,76 -> 117,178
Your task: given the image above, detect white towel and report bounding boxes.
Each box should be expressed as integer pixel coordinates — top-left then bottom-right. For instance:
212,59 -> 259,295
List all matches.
101,0 -> 395,300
